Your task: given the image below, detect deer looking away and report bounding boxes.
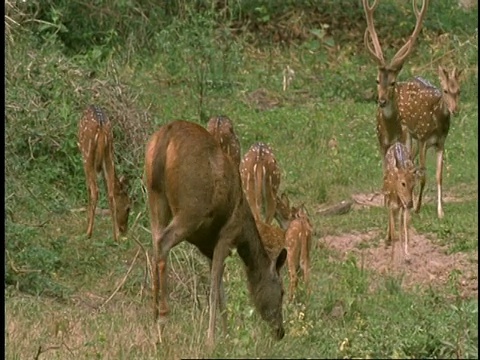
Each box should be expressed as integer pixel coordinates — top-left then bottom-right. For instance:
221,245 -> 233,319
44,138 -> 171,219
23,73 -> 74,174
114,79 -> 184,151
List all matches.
383,142 -> 422,260
240,142 -> 281,225
398,66 -> 463,218
78,105 -> 131,242
362,0 -> 430,165
144,120 -> 287,346
284,205 -> 313,301
206,115 -> 242,167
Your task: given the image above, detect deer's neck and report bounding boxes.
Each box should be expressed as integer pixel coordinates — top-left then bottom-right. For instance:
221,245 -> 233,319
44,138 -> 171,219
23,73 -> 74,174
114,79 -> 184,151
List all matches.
377,93 -> 403,146
236,210 -> 271,279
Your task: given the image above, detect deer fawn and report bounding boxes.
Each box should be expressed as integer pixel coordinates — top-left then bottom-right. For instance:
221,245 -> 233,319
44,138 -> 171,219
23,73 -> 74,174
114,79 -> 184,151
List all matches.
284,205 -> 313,301
383,142 -> 421,260
206,115 -> 242,167
144,120 -> 287,346
240,142 -> 281,225
398,66 -> 462,218
255,220 -> 286,263
78,105 -> 131,242
362,0 -> 430,166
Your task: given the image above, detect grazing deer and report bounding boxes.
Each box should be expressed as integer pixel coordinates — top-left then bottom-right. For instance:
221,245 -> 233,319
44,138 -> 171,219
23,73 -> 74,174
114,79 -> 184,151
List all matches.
206,115 -> 242,167
398,66 -> 462,218
383,142 -> 421,260
144,120 -> 287,346
362,0 -> 430,166
240,142 -> 281,225
78,105 -> 131,242
284,205 -> 313,301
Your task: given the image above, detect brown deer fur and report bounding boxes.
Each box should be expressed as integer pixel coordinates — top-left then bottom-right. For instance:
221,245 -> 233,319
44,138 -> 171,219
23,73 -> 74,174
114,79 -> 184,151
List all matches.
144,120 -> 287,346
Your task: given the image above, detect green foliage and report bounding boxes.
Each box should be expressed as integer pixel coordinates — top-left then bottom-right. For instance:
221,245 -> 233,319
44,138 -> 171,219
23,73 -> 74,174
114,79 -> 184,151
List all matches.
5,1 -> 478,359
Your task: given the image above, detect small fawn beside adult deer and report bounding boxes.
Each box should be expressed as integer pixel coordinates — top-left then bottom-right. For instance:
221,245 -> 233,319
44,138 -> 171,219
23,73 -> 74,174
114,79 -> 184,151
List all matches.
383,142 -> 422,260
269,193 -> 313,301
78,105 -> 131,242
240,142 -> 281,225
362,0 -> 430,166
206,115 -> 242,167
285,205 -> 313,301
144,120 -> 287,346
398,66 -> 463,218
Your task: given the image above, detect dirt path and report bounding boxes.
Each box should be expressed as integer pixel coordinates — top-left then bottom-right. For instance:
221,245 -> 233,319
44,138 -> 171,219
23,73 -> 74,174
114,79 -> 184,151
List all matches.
320,229 -> 478,298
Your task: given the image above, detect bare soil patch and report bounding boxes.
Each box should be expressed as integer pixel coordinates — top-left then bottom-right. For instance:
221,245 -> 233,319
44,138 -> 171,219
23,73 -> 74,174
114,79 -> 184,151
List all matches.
320,229 -> 478,299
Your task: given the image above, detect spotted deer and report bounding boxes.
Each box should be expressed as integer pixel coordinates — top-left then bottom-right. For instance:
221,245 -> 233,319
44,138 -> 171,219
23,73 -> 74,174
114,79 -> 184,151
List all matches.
144,120 -> 287,346
362,0 -> 430,167
240,142 -> 281,225
78,105 -> 131,242
255,220 -> 286,263
274,193 -> 297,231
284,205 -> 313,301
398,66 -> 462,218
206,115 -> 242,167
383,142 -> 421,260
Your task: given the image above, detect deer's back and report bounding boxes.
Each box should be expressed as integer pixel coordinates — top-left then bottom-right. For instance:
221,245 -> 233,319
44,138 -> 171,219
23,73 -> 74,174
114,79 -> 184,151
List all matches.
78,105 -> 113,172
398,80 -> 450,141
145,120 -> 245,257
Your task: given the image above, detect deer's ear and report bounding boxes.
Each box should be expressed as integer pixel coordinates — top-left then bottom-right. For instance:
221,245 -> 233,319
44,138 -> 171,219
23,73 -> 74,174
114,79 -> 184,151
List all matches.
454,68 -> 463,79
438,65 -> 448,79
119,175 -> 129,187
273,248 -> 287,274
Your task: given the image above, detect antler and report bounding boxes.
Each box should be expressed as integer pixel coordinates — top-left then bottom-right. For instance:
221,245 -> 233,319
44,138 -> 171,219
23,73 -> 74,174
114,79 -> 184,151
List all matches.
362,0 -> 385,66
389,0 -> 430,70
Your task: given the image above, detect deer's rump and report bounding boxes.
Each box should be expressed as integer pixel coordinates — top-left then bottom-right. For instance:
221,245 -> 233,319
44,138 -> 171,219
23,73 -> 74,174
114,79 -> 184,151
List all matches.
146,120 -> 242,259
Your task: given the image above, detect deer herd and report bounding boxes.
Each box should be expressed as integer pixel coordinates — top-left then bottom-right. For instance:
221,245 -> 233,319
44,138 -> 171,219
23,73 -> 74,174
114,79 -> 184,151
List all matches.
76,0 -> 463,346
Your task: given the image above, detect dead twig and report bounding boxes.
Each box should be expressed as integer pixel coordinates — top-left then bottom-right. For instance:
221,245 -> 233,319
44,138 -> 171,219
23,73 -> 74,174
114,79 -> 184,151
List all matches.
100,248 -> 141,309
133,235 -> 151,298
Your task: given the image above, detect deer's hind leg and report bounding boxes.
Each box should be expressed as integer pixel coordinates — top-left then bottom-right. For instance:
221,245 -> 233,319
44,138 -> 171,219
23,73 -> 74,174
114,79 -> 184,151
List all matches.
148,189 -> 173,320
103,140 -> 119,241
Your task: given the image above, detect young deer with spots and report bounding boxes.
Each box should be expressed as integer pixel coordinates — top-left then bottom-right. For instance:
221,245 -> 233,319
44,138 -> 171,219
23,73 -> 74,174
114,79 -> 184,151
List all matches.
398,66 -> 462,218
240,142 -> 281,225
362,0 -> 430,166
78,105 -> 131,242
269,193 -> 313,300
145,120 -> 287,346
383,142 -> 421,260
284,205 -> 313,301
206,115 -> 242,167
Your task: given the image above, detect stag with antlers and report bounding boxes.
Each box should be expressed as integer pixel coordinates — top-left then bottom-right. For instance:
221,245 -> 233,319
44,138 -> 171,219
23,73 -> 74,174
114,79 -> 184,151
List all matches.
362,0 -> 430,167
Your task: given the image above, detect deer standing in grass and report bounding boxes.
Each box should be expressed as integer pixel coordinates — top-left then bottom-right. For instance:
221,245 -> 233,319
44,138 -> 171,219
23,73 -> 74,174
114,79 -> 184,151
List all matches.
240,142 -> 281,225
144,120 -> 287,346
362,0 -> 430,167
78,105 -> 131,242
271,193 -> 313,301
383,142 -> 421,260
284,205 -> 313,301
206,115 -> 242,167
398,66 -> 462,218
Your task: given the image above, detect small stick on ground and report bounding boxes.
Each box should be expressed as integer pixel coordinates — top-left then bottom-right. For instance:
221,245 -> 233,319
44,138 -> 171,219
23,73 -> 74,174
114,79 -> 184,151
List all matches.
100,248 -> 141,309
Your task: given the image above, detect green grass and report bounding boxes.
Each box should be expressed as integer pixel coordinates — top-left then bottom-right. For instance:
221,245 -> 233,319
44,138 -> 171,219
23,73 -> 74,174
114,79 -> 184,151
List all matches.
6,3 -> 478,359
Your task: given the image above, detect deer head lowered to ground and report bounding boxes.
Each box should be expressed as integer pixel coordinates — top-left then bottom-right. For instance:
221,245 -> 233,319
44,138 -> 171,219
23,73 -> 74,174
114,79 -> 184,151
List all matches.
77,105 -> 131,242
362,0 -> 430,166
398,65 -> 463,218
144,120 -> 287,346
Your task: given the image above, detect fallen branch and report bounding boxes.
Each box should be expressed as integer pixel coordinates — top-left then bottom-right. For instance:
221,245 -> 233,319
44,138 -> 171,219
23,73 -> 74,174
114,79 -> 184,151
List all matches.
316,200 -> 353,216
